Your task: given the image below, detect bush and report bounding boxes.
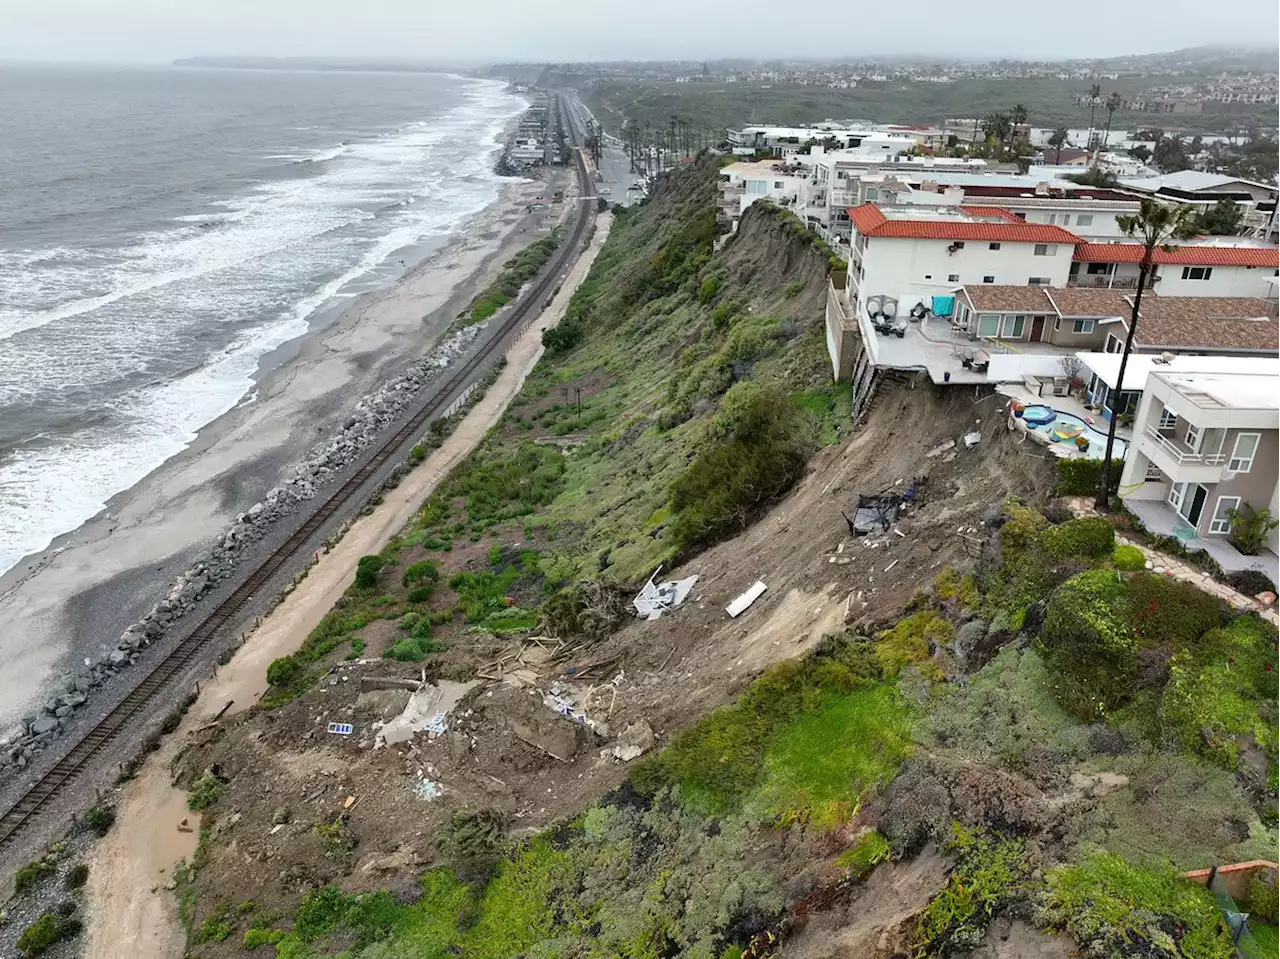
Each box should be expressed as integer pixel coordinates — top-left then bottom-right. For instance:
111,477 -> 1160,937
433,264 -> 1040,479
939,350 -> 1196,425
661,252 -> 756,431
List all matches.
1041,517 -> 1115,560
354,555 -> 386,590
1250,871 -> 1279,924
1112,544 -> 1146,571
1056,457 -> 1123,496
1228,506 -> 1279,556
16,913 -> 64,956
670,384 -> 815,549
243,927 -> 285,949
406,586 -> 434,603
1122,573 -> 1228,649
82,804 -> 116,837
1036,853 -> 1234,959
1039,569 -> 1134,719
1227,568 -> 1277,597
836,829 -> 891,877
64,864 -> 89,890
14,857 -> 56,895
915,834 -> 1026,954
187,772 -> 223,811
266,655 -> 300,688
402,560 -> 440,588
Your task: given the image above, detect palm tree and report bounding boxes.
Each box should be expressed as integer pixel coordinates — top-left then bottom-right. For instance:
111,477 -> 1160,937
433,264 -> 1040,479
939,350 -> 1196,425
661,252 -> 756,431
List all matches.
1095,199 -> 1200,510
982,112 -> 1011,153
1101,92 -> 1123,152
1048,126 -> 1070,163
1008,103 -> 1028,154
1086,83 -> 1102,147
1153,134 -> 1190,173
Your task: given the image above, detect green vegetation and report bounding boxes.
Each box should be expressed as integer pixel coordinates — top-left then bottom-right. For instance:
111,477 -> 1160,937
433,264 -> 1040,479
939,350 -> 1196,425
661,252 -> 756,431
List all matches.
81,802 -> 116,836
1036,852 -> 1234,959
63,863 -> 89,890
914,830 -> 1026,955
1112,543 -> 1146,570
198,905 -> 234,943
13,855 -> 57,895
1041,516 -> 1115,559
1055,456 -> 1123,496
17,909 -> 81,956
187,772 -> 223,811
243,927 -> 286,949
460,231 -> 561,326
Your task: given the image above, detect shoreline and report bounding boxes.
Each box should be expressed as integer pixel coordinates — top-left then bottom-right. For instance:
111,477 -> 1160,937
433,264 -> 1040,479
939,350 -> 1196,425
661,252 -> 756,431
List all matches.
82,212 -> 614,959
0,165 -> 559,729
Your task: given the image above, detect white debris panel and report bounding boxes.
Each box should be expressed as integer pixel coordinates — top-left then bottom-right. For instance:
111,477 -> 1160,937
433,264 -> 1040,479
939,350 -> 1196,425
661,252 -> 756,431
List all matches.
726,581 -> 767,618
378,679 -> 478,746
633,566 -> 699,620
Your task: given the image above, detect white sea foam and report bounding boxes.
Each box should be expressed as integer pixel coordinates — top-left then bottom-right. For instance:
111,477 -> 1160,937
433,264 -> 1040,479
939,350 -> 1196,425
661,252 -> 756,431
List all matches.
0,77 -> 524,577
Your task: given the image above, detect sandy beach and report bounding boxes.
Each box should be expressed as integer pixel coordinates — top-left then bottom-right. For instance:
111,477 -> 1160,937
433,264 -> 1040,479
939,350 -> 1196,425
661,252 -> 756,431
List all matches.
0,172 -> 559,729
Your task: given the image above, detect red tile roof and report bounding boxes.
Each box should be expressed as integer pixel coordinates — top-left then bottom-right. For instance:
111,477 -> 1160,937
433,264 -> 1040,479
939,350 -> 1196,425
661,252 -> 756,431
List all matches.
1074,241 -> 1280,267
957,205 -> 1024,222
847,203 -> 1080,244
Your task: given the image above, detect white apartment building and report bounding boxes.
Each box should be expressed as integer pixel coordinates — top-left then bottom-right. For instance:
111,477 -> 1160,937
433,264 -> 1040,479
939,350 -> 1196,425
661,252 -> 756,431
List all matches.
846,204 -> 1079,307
716,161 -> 807,227
1070,237 -> 1280,298
727,125 -> 918,158
1118,368 -> 1279,576
1117,171 -> 1279,241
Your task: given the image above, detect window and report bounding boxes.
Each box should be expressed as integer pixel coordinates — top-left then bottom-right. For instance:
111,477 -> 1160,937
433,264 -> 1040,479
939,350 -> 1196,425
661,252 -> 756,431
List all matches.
1013,211 -> 1027,221
1181,266 -> 1213,281
989,242 -> 1002,250
1086,261 -> 1113,275
1208,496 -> 1241,535
977,314 -> 1000,337
1034,244 -> 1056,256
1053,317 -> 1062,331
982,275 -> 995,284
1075,214 -> 1094,227
773,181 -> 784,189
1060,214 -> 1071,226
947,273 -> 960,283
1072,318 -> 1096,334
952,241 -> 965,249
1167,482 -> 1185,511
1145,460 -> 1164,481
865,188 -> 879,201
924,274 -> 933,280
1104,332 -> 1123,352
1003,315 -> 1026,338
1028,277 -> 1051,285
1185,423 -> 1202,451
1158,407 -> 1178,430
1047,213 -> 1057,224
1228,432 -> 1260,473
745,180 -> 767,195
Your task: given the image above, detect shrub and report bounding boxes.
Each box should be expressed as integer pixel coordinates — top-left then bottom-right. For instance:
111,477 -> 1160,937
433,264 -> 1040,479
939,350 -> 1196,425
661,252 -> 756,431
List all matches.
1250,871 -> 1279,924
836,829 -> 891,877
1122,572 -> 1228,649
266,655 -> 300,688
81,804 -> 115,837
670,384 -> 815,549
187,772 -> 223,811
1039,569 -> 1133,719
1228,506 -> 1279,556
402,560 -> 440,588
354,555 -> 386,590
16,913 -> 66,956
1226,568 -> 1277,598
1036,853 -> 1234,959
698,275 -> 720,303
874,611 -> 952,677
1041,517 -> 1115,560
243,927 -> 285,949
1056,457 -> 1123,496
406,586 -> 434,603
915,834 -> 1026,954
199,911 -> 233,943
1112,544 -> 1146,571
14,857 -> 56,895
64,864 -> 89,890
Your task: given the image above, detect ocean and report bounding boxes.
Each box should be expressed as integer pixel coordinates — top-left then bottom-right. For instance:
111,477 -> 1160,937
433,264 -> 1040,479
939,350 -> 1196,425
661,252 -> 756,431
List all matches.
0,64 -> 524,577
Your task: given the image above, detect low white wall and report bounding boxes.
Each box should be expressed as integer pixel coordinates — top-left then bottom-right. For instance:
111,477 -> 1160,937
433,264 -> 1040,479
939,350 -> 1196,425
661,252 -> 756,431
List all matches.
987,352 -> 1074,383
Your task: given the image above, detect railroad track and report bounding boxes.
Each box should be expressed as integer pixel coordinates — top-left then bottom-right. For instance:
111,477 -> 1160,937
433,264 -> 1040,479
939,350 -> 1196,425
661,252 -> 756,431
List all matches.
0,141 -> 596,850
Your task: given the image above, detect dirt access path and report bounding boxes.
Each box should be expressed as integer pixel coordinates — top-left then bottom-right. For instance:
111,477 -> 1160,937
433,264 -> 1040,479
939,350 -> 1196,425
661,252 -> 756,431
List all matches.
82,216 -> 614,959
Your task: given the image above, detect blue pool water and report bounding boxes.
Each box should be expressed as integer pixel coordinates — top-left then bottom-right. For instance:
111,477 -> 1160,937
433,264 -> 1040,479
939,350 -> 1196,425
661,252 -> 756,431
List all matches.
1021,405 -> 1128,459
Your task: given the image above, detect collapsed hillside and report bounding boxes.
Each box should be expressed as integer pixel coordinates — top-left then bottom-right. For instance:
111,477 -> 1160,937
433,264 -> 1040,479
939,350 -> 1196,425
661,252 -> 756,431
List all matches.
159,158 -> 1277,959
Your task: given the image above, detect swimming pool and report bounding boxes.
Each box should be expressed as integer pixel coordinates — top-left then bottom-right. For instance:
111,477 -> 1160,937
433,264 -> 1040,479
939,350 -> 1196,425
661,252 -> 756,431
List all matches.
1019,405 -> 1128,459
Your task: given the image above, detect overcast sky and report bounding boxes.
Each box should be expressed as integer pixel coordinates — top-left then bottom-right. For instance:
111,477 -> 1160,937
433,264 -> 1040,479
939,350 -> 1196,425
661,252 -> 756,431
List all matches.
2,0 -> 1278,64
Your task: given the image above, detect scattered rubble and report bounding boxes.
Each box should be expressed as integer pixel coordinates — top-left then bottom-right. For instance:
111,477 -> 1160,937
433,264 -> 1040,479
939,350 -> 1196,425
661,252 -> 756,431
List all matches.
1,325 -> 487,777
633,567 -> 699,620
378,680 -> 478,747
609,720 -> 656,762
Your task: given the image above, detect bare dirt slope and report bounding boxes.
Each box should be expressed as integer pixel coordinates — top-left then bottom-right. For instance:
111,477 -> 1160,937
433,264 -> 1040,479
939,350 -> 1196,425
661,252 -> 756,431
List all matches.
161,382 -> 1056,952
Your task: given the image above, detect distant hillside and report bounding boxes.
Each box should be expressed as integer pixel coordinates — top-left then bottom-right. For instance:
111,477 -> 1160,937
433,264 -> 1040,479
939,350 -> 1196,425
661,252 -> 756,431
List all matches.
1088,44 -> 1279,73
173,56 -> 485,73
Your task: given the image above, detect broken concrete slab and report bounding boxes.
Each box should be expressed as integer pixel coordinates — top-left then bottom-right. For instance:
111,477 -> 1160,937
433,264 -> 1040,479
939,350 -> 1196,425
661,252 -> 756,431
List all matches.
378,680 -> 479,747
355,688 -> 412,721
926,439 -> 956,458
359,677 -> 422,693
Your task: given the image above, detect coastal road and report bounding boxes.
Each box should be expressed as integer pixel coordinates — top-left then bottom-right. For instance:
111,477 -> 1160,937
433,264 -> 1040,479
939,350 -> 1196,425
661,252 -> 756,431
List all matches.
0,143 -> 597,864
561,91 -> 643,208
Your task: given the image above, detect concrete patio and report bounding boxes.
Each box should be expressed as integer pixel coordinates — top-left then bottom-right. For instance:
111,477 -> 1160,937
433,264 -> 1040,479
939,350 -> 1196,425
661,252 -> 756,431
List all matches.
1126,498 -> 1280,580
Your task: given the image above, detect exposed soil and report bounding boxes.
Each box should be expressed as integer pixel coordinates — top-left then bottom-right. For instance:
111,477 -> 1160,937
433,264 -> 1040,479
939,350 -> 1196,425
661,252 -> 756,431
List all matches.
81,215 -> 616,959
151,381 -> 1056,955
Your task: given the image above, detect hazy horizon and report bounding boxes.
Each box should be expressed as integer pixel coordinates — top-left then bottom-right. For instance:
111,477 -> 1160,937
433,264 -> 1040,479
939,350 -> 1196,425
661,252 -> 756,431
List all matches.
2,0 -> 1278,66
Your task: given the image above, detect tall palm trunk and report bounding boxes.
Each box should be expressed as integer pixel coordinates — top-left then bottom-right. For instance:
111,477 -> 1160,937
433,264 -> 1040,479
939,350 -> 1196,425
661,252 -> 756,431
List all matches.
1097,259 -> 1150,509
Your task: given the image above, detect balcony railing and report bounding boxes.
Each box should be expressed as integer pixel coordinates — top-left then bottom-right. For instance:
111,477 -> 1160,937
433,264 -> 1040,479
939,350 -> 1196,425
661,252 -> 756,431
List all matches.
1143,426 -> 1227,466
1067,274 -> 1155,289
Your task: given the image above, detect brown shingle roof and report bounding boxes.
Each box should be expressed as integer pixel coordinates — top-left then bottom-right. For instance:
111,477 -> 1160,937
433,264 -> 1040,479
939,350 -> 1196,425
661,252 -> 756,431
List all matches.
1132,297 -> 1279,352
961,285 -> 1056,312
1043,288 -> 1133,318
